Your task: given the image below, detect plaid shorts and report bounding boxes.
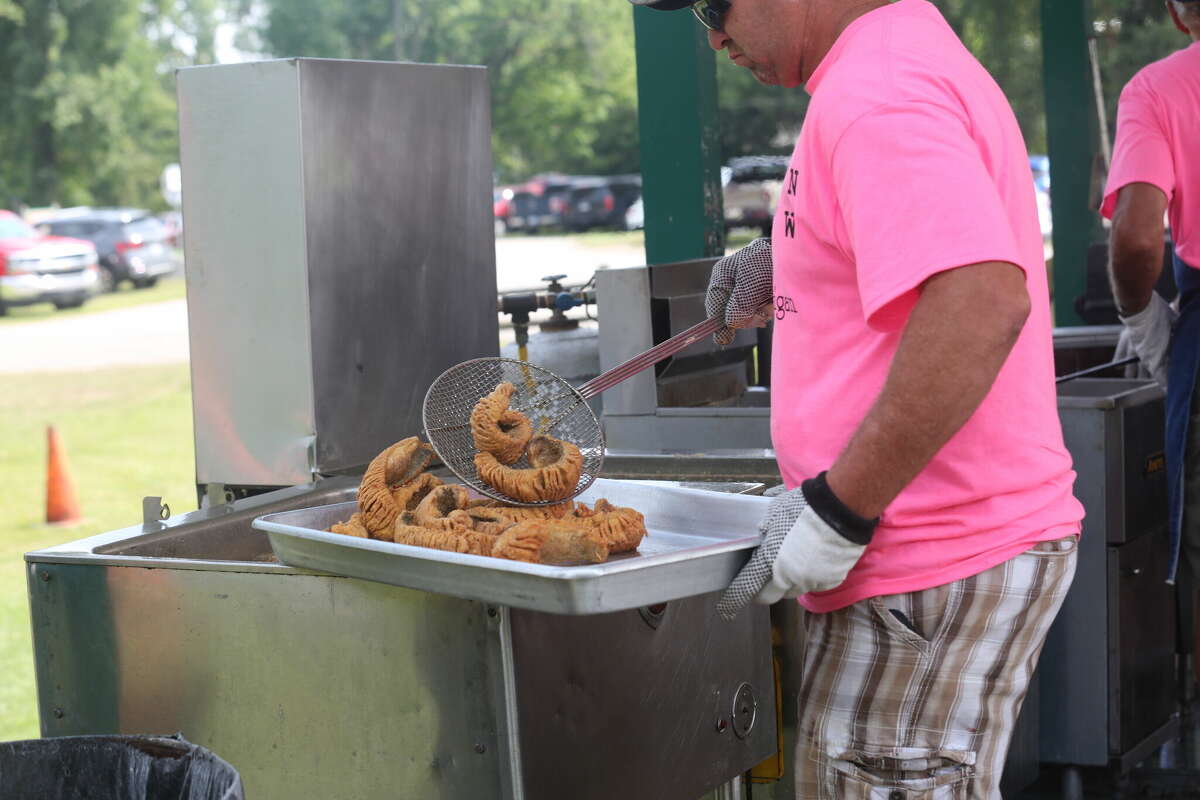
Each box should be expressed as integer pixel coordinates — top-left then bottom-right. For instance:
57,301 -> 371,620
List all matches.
793,536 -> 1077,799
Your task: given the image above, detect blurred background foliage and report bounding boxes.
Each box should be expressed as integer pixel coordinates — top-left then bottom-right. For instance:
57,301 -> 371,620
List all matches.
0,0 -> 1193,209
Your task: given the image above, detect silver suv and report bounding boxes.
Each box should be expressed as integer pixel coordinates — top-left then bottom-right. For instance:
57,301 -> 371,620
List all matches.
722,156 -> 789,237
42,208 -> 179,291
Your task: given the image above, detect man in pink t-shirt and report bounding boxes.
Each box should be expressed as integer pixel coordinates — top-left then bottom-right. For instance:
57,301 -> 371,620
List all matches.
631,0 -> 1082,795
1102,0 -> 1200,673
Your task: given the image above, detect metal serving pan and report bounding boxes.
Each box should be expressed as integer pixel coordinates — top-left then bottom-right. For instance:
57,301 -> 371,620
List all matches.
253,478 -> 768,615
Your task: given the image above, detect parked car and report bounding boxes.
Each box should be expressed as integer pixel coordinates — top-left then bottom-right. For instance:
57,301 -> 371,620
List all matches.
493,186 -> 517,234
625,195 -> 644,231
562,175 -> 643,232
0,210 -> 100,314
41,208 -> 179,292
159,210 -> 184,249
507,175 -> 577,233
723,155 -> 789,237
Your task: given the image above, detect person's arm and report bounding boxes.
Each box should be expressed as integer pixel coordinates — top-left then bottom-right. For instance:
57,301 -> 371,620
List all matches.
1108,182 -> 1168,315
826,260 -> 1030,519
717,258 -> 1030,618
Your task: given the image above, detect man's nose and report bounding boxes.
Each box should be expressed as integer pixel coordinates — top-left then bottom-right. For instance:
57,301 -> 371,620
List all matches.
707,28 -> 730,50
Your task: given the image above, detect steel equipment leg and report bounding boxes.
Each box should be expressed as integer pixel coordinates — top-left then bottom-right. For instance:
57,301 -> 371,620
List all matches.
1062,765 -> 1085,800
711,775 -> 744,800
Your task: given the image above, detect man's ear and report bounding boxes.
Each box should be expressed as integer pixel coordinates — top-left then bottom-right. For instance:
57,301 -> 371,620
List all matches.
1167,1 -> 1191,35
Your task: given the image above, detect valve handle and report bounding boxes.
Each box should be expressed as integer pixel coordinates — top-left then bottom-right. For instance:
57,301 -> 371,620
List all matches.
554,292 -> 581,312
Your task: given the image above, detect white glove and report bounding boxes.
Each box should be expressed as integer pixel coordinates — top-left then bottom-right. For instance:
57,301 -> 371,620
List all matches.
705,237 -> 774,346
717,473 -> 874,620
757,505 -> 867,604
1120,292 -> 1176,389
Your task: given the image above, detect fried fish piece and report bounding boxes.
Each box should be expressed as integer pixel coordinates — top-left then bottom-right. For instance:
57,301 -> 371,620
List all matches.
389,472 -> 443,515
459,512 -> 514,536
329,512 -> 369,538
393,515 -> 497,556
405,506 -> 513,536
576,498 -> 647,554
527,435 -> 570,468
467,500 -> 575,524
396,509 -> 470,534
358,437 -> 438,536
470,382 -> 534,465
474,435 -> 583,503
491,519 -> 609,564
413,484 -> 471,527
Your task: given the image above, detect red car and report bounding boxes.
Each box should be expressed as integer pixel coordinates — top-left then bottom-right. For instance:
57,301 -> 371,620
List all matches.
0,210 -> 100,314
493,186 -> 517,233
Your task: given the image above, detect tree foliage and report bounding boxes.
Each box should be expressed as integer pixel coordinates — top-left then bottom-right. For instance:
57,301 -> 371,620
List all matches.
0,0 -> 231,210
1092,0 -> 1189,146
258,0 -> 641,180
0,0 -> 1193,210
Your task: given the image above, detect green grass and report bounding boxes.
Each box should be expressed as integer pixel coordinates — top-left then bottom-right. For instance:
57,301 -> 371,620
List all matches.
0,363 -> 195,742
0,272 -> 187,325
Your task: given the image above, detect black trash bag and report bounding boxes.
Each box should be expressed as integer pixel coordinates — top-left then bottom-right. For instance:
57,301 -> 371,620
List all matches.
0,734 -> 243,800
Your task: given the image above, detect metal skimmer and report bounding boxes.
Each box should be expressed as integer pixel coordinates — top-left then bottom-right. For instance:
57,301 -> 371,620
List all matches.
423,314 -> 724,505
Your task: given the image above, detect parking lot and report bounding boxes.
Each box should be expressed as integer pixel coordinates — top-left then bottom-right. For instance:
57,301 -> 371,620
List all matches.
0,234 -> 648,374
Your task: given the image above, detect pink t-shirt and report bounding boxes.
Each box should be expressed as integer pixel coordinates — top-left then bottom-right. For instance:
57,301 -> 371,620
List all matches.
1101,42 -> 1200,267
771,0 -> 1084,613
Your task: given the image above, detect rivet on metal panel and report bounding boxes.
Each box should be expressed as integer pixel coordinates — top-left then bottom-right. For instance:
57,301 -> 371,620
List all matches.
716,718 -> 728,733
53,708 -> 64,719
731,682 -> 757,739
38,570 -> 50,582
474,743 -> 487,754
487,606 -> 498,618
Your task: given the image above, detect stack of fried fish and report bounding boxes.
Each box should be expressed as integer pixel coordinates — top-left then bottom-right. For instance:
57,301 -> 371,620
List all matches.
470,381 -> 584,503
326,435 -> 647,565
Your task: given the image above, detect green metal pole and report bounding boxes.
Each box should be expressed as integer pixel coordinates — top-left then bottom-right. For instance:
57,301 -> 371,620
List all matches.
632,7 -> 725,264
1040,0 -> 1103,326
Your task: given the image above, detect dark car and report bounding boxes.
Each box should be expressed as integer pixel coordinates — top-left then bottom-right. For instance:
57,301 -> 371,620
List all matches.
41,208 -> 179,291
507,175 -> 577,233
562,175 -> 643,232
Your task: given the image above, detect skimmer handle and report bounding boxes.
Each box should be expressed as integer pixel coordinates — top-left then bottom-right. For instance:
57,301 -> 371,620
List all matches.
576,315 -> 724,400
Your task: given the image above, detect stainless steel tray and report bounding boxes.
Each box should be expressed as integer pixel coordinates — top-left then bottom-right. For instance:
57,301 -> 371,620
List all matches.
252,478 -> 768,615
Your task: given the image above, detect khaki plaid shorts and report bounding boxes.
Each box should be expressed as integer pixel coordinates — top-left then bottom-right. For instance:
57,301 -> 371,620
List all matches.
793,536 -> 1077,799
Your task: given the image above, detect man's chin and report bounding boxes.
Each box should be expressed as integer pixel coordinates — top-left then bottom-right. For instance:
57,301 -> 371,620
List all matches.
751,67 -> 779,86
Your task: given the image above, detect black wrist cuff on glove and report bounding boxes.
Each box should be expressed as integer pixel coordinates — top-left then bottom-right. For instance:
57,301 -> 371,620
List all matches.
800,472 -> 878,546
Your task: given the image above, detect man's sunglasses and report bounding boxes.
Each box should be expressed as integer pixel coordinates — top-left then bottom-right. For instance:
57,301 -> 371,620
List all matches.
691,0 -> 730,32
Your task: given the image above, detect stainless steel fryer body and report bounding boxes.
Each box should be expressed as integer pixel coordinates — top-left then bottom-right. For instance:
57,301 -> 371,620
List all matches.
26,482 -> 776,800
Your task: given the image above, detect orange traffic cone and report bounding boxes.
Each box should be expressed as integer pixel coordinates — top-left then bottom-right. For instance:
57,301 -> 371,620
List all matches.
45,425 -> 82,525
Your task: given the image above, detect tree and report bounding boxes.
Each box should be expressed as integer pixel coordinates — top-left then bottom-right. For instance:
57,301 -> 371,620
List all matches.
0,0 -> 241,210
1092,0 -> 1186,147
715,55 -> 806,160
256,0 -> 641,180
